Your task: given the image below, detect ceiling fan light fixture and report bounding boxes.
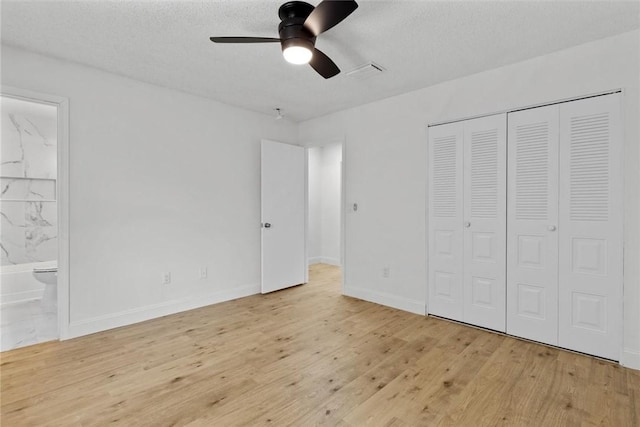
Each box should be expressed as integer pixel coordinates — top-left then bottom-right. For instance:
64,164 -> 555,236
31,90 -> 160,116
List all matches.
282,38 -> 314,65
283,45 -> 313,64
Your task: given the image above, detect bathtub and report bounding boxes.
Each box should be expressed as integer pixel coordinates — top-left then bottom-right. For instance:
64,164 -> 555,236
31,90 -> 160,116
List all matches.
0,261 -> 54,306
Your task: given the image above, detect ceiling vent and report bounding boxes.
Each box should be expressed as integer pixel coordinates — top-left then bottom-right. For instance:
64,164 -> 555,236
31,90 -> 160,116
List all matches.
346,62 -> 385,80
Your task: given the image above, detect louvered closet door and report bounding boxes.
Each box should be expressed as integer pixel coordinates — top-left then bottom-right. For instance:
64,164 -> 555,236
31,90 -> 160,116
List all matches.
462,114 -> 507,332
506,105 -> 559,345
558,93 -> 622,360
428,121 -> 464,321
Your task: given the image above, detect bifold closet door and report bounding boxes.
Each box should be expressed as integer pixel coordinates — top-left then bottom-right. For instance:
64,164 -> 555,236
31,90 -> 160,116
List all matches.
558,93 -> 622,360
428,121 -> 464,321
506,105 -> 559,345
428,114 -> 506,331
462,114 -> 507,332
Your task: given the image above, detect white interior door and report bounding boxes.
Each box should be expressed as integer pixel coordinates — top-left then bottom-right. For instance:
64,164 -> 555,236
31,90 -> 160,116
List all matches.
428,121 -> 464,321
261,140 -> 306,294
558,94 -> 622,360
506,105 -> 559,345
462,114 -> 507,332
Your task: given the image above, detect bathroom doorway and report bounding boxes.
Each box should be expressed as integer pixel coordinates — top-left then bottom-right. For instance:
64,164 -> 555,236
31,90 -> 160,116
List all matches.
1,88 -> 69,350
307,140 -> 345,293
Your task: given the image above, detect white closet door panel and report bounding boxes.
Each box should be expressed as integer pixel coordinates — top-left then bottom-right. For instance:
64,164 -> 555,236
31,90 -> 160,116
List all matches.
558,93 -> 622,360
463,114 -> 507,332
428,122 -> 464,321
506,105 -> 559,345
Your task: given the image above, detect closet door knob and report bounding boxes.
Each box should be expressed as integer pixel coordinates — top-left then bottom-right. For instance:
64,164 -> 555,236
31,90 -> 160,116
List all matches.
548,225 -> 556,231
464,222 -> 471,228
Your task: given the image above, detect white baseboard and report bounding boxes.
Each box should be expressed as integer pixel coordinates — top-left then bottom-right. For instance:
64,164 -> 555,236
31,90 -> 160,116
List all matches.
621,348 -> 640,371
0,290 -> 42,306
308,257 -> 341,266
64,283 -> 260,340
344,285 -> 425,316
320,257 -> 341,266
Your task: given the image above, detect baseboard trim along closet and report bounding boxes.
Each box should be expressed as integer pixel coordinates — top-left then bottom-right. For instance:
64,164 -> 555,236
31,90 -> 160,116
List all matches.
65,283 -> 260,339
344,285 -> 426,316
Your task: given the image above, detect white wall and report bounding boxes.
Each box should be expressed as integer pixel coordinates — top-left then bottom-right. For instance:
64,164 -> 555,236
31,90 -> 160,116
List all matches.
1,45 -> 298,338
299,30 -> 640,369
308,146 -> 322,263
320,143 -> 342,266
307,143 -> 342,266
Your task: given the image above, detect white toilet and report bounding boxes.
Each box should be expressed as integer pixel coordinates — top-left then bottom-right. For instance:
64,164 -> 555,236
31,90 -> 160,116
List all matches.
33,261 -> 57,313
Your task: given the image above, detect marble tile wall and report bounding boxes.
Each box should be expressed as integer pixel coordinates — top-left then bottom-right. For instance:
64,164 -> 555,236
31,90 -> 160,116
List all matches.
1,200 -> 57,265
1,100 -> 57,179
1,96 -> 58,266
1,178 -> 56,200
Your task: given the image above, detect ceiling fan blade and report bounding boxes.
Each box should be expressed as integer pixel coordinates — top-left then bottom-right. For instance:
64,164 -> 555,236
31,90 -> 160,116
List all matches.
304,0 -> 358,36
210,37 -> 281,43
309,48 -> 340,79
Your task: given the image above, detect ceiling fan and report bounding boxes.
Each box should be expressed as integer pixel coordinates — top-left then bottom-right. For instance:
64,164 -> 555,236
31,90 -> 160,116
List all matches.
210,0 -> 358,79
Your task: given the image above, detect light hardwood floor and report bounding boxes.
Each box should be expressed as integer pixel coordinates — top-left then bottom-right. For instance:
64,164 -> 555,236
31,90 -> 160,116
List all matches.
1,264 -> 639,426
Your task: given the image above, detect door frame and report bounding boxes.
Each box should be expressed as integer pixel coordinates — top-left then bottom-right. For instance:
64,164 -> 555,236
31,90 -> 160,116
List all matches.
304,137 -> 346,294
1,85 -> 70,340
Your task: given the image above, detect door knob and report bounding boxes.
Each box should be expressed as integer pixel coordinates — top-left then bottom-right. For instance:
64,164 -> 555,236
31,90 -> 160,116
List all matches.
548,225 -> 556,231
264,223 -> 272,228
464,222 -> 471,228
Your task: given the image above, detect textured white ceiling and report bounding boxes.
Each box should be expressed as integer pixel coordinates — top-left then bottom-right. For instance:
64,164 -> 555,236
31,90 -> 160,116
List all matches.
2,1 -> 638,122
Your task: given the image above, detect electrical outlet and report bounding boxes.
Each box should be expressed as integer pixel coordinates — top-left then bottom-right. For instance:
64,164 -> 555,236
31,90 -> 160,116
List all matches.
382,267 -> 390,278
199,267 -> 208,279
162,272 -> 171,285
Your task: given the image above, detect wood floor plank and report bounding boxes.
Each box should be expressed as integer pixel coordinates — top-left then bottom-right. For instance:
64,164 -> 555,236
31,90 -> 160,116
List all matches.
436,338 -> 553,426
1,263 -> 638,426
343,329 -> 504,426
287,335 -> 438,426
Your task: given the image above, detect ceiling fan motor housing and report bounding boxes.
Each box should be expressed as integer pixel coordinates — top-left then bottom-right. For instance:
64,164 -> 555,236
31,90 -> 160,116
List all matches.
278,1 -> 316,53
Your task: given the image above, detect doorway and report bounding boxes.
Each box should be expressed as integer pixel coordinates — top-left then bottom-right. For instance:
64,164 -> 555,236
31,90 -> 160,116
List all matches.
1,87 -> 69,350
307,141 -> 344,292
